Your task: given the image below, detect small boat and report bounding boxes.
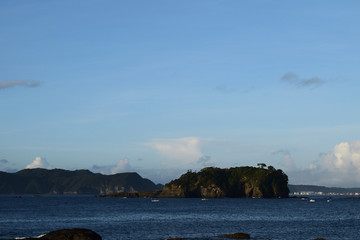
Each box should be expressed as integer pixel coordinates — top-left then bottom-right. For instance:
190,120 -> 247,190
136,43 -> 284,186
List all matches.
201,198 -> 208,201
151,199 -> 160,202
309,199 -> 315,203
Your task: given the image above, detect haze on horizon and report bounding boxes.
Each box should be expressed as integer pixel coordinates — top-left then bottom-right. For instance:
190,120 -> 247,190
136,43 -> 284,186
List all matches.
1,1 -> 360,187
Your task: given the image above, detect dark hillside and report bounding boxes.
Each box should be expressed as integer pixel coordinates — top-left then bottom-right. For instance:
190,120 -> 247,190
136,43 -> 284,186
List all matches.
0,168 -> 161,194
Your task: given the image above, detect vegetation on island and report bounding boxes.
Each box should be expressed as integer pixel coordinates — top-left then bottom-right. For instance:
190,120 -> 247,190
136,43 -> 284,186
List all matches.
0,168 -> 161,194
163,165 -> 289,198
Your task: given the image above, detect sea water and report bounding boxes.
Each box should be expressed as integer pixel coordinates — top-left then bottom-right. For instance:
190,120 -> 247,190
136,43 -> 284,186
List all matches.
0,195 -> 359,240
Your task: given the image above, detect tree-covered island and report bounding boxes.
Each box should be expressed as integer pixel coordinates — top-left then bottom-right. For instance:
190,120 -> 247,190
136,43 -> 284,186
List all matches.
158,166 -> 289,198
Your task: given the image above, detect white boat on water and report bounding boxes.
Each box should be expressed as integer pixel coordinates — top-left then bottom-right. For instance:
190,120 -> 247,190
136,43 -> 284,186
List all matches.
151,199 -> 160,202
309,199 -> 315,203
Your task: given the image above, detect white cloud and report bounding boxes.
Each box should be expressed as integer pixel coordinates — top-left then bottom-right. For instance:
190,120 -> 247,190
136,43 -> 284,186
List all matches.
320,141 -> 360,184
91,158 -> 132,175
111,158 -> 131,174
146,137 -> 207,167
26,157 -> 53,169
288,140 -> 360,187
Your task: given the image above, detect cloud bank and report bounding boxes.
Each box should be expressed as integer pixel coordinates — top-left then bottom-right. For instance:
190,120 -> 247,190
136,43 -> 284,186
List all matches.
111,158 -> 131,174
286,140 -> 360,187
281,72 -> 324,89
0,80 -> 40,90
320,141 -> 360,185
26,157 -> 53,169
146,137 -> 210,167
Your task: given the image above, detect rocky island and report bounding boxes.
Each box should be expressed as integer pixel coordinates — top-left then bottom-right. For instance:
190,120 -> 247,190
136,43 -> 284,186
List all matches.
158,166 -> 289,198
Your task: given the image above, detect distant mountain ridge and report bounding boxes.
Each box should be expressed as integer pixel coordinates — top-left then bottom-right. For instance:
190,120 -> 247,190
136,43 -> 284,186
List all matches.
288,184 -> 360,194
0,168 -> 162,194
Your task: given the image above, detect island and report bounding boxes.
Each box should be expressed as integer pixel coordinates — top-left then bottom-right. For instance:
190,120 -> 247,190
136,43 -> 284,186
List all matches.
158,166 -> 289,198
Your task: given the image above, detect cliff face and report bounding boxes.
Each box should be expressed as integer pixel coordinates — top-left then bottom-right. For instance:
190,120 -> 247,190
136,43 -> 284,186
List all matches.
159,184 -> 185,197
160,166 -> 289,198
200,184 -> 225,198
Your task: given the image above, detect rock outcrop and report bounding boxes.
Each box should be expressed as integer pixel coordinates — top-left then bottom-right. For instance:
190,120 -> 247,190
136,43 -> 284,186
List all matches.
9,228 -> 102,240
162,232 -> 251,240
219,232 -> 251,239
158,183 -> 226,198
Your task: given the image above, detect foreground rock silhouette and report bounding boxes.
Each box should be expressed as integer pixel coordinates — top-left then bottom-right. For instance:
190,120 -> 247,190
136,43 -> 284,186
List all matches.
9,228 -> 102,240
8,229 -> 325,240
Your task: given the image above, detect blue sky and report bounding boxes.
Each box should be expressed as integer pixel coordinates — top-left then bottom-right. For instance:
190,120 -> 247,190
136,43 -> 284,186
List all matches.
1,1 -> 360,186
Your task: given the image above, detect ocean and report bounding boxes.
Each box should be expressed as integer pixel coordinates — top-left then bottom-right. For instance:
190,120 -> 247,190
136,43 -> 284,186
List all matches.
0,195 -> 359,240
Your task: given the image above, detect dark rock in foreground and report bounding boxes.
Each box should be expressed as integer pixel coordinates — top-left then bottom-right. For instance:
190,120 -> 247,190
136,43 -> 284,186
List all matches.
8,228 -> 101,240
219,232 -> 251,239
160,166 -> 289,198
161,232 -> 251,240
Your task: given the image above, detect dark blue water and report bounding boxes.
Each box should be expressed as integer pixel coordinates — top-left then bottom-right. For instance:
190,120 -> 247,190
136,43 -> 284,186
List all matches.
0,195 -> 359,240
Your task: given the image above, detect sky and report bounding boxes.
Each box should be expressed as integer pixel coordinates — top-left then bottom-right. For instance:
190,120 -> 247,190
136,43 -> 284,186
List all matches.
1,1 -> 360,187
